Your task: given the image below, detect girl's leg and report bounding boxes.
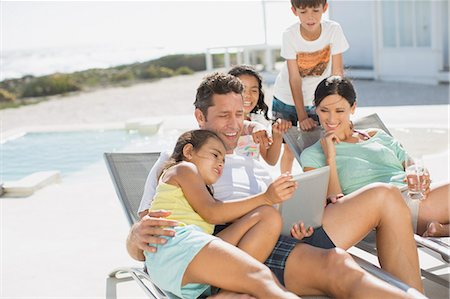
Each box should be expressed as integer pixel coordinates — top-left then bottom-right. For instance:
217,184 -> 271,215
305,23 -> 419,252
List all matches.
281,145 -> 295,174
182,239 -> 298,299
416,183 -> 450,236
321,183 -> 423,292
216,206 -> 282,262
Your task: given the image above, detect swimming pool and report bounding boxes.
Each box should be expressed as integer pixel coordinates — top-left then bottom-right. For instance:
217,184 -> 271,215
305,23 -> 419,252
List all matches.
1,129 -> 180,182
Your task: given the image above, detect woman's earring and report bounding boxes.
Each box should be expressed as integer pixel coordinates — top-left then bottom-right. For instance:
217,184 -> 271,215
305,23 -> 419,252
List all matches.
349,120 -> 354,130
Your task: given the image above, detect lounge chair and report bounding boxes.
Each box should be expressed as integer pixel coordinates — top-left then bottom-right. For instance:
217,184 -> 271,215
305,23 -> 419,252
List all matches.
104,152 -> 169,299
104,150 -> 426,298
283,113 -> 449,287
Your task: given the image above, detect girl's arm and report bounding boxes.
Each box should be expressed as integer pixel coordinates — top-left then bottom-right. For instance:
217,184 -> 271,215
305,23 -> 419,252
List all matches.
331,53 -> 344,76
259,119 -> 292,165
172,162 -> 296,224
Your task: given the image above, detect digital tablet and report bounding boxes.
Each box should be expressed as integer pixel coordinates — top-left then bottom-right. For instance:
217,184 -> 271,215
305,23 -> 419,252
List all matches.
279,166 -> 330,236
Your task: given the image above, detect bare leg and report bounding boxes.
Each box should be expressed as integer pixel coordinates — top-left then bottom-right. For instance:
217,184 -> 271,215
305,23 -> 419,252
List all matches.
417,183 -> 450,236
216,206 -> 282,262
280,145 -> 295,174
183,240 -> 298,299
322,183 -> 423,292
284,244 -> 411,298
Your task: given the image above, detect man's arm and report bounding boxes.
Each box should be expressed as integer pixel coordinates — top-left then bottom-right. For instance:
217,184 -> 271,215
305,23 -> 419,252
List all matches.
126,210 -> 178,261
331,53 -> 344,76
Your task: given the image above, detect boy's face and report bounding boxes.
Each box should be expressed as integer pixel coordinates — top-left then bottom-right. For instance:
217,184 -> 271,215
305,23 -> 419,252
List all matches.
292,3 -> 328,35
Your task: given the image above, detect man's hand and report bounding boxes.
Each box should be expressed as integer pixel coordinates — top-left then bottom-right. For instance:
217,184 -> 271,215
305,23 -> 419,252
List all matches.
129,210 -> 179,255
299,117 -> 318,131
290,221 -> 314,240
264,173 -> 297,205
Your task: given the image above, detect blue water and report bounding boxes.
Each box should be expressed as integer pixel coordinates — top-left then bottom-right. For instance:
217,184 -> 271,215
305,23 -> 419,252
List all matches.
1,130 -> 176,182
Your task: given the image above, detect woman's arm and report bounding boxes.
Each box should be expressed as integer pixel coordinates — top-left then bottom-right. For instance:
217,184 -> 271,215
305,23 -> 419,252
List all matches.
173,163 -> 297,224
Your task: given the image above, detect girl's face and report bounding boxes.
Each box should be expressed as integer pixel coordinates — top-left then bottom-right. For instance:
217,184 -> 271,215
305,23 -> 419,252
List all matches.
238,74 -> 260,115
190,137 -> 225,185
316,94 -> 356,134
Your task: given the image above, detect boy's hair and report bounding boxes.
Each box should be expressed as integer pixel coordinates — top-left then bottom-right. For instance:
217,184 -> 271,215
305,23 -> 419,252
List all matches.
228,65 -> 269,121
194,72 -> 243,121
314,76 -> 356,108
291,0 -> 327,9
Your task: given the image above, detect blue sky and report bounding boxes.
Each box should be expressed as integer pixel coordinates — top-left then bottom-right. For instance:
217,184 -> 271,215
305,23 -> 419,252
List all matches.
2,1 -> 297,52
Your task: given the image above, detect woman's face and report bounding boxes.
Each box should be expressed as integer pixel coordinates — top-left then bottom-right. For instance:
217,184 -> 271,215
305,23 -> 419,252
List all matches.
238,74 -> 260,115
316,94 -> 356,134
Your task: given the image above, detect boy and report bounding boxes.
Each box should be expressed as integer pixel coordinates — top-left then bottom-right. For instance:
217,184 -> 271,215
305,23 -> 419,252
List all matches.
272,0 -> 349,173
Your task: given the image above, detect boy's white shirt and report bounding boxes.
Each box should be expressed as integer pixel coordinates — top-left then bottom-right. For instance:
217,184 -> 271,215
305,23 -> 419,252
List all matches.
138,146 -> 273,214
273,19 -> 349,107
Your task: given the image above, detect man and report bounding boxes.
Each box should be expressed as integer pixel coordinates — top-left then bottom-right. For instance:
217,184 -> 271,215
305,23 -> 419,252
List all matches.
128,72 -> 423,297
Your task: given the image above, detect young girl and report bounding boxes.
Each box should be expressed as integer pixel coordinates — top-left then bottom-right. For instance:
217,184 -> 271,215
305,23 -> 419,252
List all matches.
228,65 -> 291,165
145,129 -> 298,298
298,76 -> 449,237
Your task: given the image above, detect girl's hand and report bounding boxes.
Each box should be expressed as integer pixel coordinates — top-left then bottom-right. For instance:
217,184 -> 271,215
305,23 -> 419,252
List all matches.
264,172 -> 297,205
320,131 -> 340,161
299,117 -> 318,131
252,129 -> 272,149
290,221 -> 314,240
272,118 -> 292,138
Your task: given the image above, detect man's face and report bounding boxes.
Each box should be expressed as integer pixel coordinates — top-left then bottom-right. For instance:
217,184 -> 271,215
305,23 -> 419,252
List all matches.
195,92 -> 244,154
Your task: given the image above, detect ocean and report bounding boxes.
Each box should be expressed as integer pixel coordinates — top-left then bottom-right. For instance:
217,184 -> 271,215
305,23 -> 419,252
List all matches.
0,45 -> 201,81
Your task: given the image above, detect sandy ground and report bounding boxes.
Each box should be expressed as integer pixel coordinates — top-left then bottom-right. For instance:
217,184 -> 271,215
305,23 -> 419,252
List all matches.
1,71 -> 449,298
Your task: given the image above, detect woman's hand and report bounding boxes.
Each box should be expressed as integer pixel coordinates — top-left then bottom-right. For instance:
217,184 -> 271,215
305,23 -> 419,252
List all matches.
320,131 -> 340,162
264,173 -> 297,205
290,221 -> 314,240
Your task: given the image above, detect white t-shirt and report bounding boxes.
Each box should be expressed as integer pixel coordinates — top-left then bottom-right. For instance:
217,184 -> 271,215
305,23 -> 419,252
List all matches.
273,19 -> 349,107
138,152 -> 273,214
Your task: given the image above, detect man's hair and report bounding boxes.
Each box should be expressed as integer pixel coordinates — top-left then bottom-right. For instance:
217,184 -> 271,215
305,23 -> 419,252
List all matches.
194,72 -> 243,120
291,0 -> 327,9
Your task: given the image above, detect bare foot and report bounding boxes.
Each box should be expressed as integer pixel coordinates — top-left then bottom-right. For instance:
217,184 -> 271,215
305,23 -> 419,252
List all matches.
423,222 -> 450,237
207,290 -> 256,299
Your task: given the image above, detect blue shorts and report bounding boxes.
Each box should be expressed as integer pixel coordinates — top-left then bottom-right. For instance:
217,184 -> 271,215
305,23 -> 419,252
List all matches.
272,97 -> 319,127
213,224 -> 335,286
144,225 -> 218,298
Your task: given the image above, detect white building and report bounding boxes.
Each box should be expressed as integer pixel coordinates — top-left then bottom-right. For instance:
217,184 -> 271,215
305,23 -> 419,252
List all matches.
330,0 -> 449,84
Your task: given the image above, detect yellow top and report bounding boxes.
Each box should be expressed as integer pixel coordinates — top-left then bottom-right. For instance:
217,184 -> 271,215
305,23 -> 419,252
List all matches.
150,182 -> 214,234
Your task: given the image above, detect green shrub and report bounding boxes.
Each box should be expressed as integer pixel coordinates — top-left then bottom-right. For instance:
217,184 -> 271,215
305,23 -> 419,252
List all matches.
0,88 -> 16,102
21,74 -> 81,98
175,66 -> 194,75
158,67 -> 174,78
140,65 -> 174,79
111,69 -> 134,82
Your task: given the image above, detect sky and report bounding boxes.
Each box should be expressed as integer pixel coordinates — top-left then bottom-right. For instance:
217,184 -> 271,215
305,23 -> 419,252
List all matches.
2,0 -> 298,53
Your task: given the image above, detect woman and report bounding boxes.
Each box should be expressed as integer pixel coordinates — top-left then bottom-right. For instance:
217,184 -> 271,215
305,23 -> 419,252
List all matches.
300,76 -> 449,237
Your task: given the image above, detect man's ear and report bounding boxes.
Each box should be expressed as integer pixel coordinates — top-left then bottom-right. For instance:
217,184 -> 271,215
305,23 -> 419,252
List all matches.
351,102 -> 357,114
182,143 -> 194,160
194,109 -> 206,129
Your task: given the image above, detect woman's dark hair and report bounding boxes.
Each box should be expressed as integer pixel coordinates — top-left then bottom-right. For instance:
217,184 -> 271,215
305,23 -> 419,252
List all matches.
228,65 -> 269,120
164,129 -> 225,195
314,76 -> 357,108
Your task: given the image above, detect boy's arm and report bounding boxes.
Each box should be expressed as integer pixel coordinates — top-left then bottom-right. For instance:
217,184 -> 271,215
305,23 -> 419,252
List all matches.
287,60 -> 317,131
331,53 -> 344,76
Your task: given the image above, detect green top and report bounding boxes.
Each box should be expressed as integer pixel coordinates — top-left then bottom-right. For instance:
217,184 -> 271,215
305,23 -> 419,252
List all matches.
300,129 -> 408,194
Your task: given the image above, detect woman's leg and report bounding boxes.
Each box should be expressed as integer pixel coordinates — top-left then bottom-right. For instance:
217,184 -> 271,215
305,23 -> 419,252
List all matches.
321,183 -> 423,292
183,239 -> 298,299
281,145 -> 295,174
216,206 -> 282,262
417,182 -> 450,236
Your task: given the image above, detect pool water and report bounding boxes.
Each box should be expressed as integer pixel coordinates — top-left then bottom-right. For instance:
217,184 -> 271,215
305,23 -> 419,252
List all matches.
1,130 -> 179,182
